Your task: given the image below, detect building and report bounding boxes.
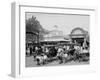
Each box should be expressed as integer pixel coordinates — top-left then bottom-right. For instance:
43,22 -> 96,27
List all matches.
40,29 -> 70,46
44,29 -> 63,37
70,27 -> 89,46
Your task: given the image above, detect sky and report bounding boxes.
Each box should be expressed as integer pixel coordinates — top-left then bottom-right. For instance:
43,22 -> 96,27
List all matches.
26,12 -> 89,35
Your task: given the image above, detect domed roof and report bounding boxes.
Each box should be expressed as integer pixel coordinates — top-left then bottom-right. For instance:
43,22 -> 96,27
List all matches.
70,27 -> 86,35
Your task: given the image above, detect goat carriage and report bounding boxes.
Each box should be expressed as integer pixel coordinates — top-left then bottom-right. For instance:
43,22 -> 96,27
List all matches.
32,43 -> 89,66
32,45 -> 57,65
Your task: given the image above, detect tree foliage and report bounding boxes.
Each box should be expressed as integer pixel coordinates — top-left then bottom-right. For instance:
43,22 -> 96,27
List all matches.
26,16 -> 49,34
26,16 -> 49,41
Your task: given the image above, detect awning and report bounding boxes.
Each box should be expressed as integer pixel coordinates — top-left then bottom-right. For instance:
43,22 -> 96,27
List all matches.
40,38 -> 70,42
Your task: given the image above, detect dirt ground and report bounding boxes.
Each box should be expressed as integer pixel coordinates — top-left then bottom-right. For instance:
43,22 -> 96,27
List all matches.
25,56 -> 89,67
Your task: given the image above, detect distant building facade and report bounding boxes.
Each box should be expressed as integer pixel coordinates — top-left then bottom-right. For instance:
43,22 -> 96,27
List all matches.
70,27 -> 89,46
40,29 -> 70,45
44,29 -> 63,38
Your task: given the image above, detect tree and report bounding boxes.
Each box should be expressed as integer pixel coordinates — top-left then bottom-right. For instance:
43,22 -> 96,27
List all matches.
26,16 -> 49,42
26,16 -> 39,34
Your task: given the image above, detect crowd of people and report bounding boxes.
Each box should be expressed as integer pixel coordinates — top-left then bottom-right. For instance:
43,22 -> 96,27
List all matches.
26,43 -> 89,66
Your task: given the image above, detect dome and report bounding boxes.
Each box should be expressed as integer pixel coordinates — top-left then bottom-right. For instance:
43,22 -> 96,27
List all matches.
71,27 -> 86,35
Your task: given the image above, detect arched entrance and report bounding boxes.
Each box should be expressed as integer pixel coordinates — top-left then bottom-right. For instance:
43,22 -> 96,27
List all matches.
70,27 -> 88,46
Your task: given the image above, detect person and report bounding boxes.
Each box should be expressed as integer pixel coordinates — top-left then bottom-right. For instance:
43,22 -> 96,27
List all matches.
57,46 -> 64,63
30,46 -> 33,56
35,46 -> 39,55
35,46 -> 38,51
32,46 -> 35,52
63,45 -> 66,51
41,46 -> 45,53
69,45 -> 75,55
49,47 -> 54,57
45,47 -> 49,54
53,47 -> 58,57
37,46 -> 43,55
27,47 -> 30,56
57,46 -> 63,53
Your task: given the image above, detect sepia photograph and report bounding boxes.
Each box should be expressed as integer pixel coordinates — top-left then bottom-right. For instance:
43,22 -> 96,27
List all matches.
25,12 -> 90,67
